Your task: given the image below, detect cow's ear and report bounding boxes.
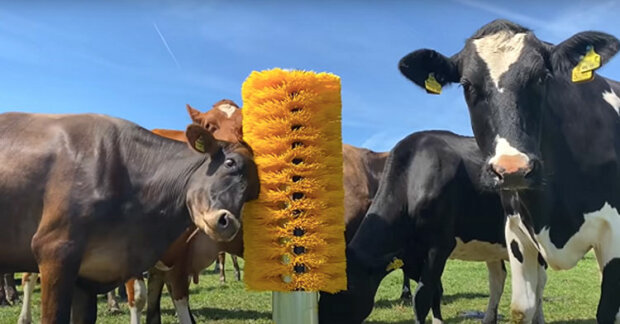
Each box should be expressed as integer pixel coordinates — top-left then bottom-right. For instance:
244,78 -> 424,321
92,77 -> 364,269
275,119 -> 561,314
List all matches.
186,124 -> 218,155
186,104 -> 203,124
399,49 -> 460,93
551,31 -> 620,73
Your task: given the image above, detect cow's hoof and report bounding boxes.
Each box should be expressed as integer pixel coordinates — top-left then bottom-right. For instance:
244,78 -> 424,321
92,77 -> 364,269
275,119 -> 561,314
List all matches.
108,305 -> 121,314
235,273 -> 241,281
0,299 -> 9,307
399,291 -> 412,301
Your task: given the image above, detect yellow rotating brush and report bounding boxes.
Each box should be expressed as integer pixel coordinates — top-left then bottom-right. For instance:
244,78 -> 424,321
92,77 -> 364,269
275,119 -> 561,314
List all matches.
242,68 -> 346,295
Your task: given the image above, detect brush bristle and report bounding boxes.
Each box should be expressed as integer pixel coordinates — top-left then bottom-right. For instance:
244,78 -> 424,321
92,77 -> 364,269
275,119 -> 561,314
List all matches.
241,68 -> 346,293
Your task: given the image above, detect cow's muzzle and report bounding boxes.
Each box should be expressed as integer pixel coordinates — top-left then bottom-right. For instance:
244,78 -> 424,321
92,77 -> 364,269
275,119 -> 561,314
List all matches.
201,209 -> 240,242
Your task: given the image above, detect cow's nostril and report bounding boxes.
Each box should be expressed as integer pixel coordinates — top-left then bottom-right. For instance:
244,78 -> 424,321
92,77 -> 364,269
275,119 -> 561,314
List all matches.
218,213 -> 229,228
525,160 -> 539,177
489,163 -> 504,180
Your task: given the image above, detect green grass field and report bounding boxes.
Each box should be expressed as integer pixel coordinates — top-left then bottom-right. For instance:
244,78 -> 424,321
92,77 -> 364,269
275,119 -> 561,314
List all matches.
0,253 -> 601,323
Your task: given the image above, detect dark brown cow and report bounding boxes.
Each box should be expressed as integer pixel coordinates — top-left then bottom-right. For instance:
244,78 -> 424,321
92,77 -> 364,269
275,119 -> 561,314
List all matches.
0,112 -> 258,324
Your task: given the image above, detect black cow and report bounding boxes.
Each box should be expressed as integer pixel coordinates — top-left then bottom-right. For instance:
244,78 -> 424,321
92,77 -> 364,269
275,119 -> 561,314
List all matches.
0,112 -> 259,324
319,131 -> 534,324
399,19 -> 620,323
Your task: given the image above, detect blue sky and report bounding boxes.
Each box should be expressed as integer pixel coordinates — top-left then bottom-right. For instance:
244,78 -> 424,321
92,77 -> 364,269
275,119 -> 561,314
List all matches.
1,1 -> 620,152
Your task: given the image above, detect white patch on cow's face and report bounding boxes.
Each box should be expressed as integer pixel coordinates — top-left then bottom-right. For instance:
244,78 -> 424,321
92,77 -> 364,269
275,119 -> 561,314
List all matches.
488,136 -> 530,166
449,237 -> 507,261
536,202 -> 620,271
217,103 -> 236,118
174,297 -> 193,324
473,31 -> 527,92
602,89 -> 620,115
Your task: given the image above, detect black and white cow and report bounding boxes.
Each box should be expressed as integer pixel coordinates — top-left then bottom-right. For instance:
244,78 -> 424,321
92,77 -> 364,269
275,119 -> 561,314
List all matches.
319,130 -> 537,324
399,19 -> 620,323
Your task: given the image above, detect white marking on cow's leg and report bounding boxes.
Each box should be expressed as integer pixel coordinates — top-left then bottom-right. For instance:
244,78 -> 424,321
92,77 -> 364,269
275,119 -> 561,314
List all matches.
603,89 -> 620,115
506,214 -> 538,324
17,273 -> 38,324
129,305 -> 139,324
488,136 -> 530,170
217,103 -> 236,118
174,297 -> 193,324
129,278 -> 147,324
532,263 -> 546,324
482,261 -> 506,324
432,317 -> 444,324
473,31 -> 527,90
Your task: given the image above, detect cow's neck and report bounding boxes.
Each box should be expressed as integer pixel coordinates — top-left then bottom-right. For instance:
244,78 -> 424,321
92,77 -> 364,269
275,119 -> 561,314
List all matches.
120,134 -> 203,233
524,76 -> 620,232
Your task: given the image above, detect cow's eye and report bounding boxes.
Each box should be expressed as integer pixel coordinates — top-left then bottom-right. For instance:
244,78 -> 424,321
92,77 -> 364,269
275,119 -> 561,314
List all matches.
460,79 -> 473,92
224,158 -> 236,168
537,71 -> 552,85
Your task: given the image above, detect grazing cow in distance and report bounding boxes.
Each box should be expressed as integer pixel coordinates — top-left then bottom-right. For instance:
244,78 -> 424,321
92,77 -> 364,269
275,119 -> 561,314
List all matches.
399,19 -> 620,323
0,112 -> 258,324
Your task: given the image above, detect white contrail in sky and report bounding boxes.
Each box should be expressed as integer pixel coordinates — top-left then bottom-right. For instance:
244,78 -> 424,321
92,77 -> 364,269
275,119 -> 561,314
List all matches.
153,22 -> 180,69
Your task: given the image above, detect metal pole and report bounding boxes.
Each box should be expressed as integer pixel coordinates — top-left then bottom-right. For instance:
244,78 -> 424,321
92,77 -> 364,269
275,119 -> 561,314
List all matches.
272,291 -> 318,324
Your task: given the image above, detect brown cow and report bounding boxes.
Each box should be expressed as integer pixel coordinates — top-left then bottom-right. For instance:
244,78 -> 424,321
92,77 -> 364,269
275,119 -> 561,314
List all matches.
0,113 -> 259,324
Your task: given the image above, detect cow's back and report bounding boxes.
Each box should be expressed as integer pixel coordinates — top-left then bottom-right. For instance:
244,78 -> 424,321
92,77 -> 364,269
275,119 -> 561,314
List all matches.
343,144 -> 388,242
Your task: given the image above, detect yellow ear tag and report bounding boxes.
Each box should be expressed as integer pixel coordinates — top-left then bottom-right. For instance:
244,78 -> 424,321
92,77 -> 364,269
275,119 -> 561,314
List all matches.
194,138 -> 205,153
572,46 -> 600,83
424,74 -> 442,95
386,257 -> 404,272
572,68 -> 593,83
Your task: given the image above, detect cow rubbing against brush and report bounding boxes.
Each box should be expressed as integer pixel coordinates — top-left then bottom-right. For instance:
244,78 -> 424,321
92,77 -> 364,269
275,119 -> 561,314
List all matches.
0,113 -> 258,324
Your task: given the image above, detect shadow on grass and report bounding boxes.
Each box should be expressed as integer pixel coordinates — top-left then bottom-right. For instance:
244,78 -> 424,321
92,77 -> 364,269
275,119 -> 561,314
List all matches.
172,307 -> 271,321
442,292 -> 487,303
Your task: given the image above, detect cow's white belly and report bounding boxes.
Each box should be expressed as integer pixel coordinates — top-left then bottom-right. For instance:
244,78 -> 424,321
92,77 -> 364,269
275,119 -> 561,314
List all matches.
449,237 -> 507,262
535,202 -> 620,270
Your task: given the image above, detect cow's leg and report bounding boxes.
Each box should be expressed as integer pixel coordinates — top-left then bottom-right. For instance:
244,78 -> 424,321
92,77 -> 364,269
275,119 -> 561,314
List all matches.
18,273 -> 38,324
36,244 -> 81,324
0,274 -> 7,306
70,285 -> 97,324
167,265 -> 196,324
482,260 -> 506,324
4,273 -> 19,304
400,272 -> 412,301
505,215 -> 540,324
231,255 -> 241,281
218,252 -> 226,283
146,268 -> 166,324
430,280 -> 444,324
126,278 -> 147,324
107,290 -> 120,313
532,255 -> 547,324
593,239 -> 620,323
413,245 -> 453,324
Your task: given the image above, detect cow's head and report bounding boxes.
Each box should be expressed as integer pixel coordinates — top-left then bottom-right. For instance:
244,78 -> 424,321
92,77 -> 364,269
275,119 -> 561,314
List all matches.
187,99 -> 243,143
184,124 -> 259,242
318,249 -> 384,324
399,19 -> 619,190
